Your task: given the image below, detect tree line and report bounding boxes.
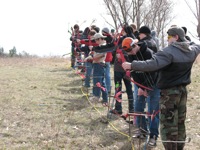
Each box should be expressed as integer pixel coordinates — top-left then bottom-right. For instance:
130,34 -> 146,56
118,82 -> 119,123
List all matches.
0,46 -> 36,58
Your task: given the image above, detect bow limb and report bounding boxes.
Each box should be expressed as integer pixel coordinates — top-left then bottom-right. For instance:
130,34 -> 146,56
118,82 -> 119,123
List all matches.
76,71 -> 85,79
96,82 -> 106,91
116,49 -> 126,63
123,75 -> 153,91
116,47 -> 152,90
114,91 -> 122,102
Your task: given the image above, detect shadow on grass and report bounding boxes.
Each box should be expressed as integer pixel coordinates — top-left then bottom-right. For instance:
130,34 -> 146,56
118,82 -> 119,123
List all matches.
60,90 -> 138,150
49,68 -> 71,72
62,98 -> 90,111
65,70 -> 85,78
66,114 -> 134,149
44,96 -> 90,111
57,87 -> 83,96
58,79 -> 84,88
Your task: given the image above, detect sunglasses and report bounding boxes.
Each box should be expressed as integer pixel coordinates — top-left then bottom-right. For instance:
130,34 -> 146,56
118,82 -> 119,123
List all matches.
123,45 -> 136,52
168,35 -> 173,40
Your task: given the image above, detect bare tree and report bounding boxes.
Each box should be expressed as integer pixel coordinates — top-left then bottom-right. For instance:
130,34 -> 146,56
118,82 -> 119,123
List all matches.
102,0 -> 132,31
184,0 -> 200,40
102,0 -> 175,48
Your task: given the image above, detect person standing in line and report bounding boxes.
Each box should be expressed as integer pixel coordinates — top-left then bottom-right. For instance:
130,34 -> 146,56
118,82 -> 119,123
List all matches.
182,26 -> 192,42
111,29 -> 116,37
131,26 -> 160,146
122,37 -> 160,147
110,25 -> 135,115
151,30 -> 160,50
85,33 -> 108,106
69,24 -> 82,69
122,26 -> 200,150
130,23 -> 139,39
76,29 -> 97,91
138,26 -> 158,52
102,27 -> 113,93
94,25 -> 135,114
134,25 -> 158,111
110,29 -> 117,65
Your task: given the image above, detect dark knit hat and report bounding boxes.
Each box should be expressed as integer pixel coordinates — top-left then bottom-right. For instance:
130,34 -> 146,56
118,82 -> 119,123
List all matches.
139,26 -> 151,34
111,29 -> 115,33
73,24 -> 79,29
102,27 -> 110,33
93,27 -> 100,33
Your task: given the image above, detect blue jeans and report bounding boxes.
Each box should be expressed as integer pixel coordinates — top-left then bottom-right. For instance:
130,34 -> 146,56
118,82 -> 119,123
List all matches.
105,62 -> 111,93
84,62 -> 93,87
92,63 -> 108,102
114,71 -> 134,112
133,84 -> 138,109
134,84 -> 160,138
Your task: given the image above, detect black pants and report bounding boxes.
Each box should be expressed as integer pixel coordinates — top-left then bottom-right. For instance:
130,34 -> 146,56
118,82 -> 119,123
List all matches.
114,71 -> 134,112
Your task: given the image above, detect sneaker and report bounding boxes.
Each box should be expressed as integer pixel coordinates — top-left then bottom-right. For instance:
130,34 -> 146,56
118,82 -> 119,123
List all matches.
121,114 -> 128,120
132,129 -> 147,139
102,102 -> 108,107
109,109 -> 123,115
148,137 -> 157,147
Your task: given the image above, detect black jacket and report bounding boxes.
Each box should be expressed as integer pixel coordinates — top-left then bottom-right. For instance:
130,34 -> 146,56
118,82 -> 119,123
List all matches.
129,42 -> 158,89
140,36 -> 158,53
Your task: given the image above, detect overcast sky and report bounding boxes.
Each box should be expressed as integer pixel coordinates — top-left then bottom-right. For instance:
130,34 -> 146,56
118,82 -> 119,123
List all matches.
0,0 -> 198,56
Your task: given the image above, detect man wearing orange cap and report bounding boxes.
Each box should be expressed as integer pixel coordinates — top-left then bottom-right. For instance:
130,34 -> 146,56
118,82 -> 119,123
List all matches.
122,26 -> 200,150
122,37 -> 160,147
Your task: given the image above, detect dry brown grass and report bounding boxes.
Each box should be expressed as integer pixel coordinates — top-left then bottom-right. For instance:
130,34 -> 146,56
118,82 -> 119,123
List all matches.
0,57 -> 199,150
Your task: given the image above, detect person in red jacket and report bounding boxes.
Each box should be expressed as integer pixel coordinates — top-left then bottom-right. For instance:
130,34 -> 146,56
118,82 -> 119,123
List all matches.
102,27 -> 113,93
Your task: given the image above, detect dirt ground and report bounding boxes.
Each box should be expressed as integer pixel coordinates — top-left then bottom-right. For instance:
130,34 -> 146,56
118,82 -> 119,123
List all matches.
0,57 -> 200,150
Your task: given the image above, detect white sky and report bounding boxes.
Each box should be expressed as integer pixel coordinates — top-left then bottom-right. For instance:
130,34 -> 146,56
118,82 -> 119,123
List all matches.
0,0 -> 199,56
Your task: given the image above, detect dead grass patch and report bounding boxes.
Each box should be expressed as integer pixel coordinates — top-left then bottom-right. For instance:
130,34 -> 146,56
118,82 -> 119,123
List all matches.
0,57 -> 199,150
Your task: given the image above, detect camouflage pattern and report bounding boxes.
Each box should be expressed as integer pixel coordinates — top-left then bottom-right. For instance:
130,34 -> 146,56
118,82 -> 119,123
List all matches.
159,85 -> 187,150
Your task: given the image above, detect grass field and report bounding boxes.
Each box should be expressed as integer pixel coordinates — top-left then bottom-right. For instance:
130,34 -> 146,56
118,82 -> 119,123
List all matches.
0,57 -> 200,150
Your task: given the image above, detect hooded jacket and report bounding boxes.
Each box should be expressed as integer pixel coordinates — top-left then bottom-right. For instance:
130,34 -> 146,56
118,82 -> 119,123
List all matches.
140,36 -> 158,53
128,42 -> 157,89
131,42 -> 200,89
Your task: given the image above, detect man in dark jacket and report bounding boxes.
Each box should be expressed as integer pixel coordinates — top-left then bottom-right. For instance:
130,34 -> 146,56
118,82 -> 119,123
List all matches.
122,26 -> 200,150
122,37 -> 160,147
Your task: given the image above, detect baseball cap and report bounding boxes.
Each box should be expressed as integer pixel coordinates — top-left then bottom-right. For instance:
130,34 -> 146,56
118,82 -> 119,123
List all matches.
122,37 -> 139,51
92,33 -> 107,40
167,26 -> 187,42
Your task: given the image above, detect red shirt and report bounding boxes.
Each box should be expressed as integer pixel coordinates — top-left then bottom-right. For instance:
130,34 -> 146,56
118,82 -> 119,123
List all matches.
105,52 -> 113,62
